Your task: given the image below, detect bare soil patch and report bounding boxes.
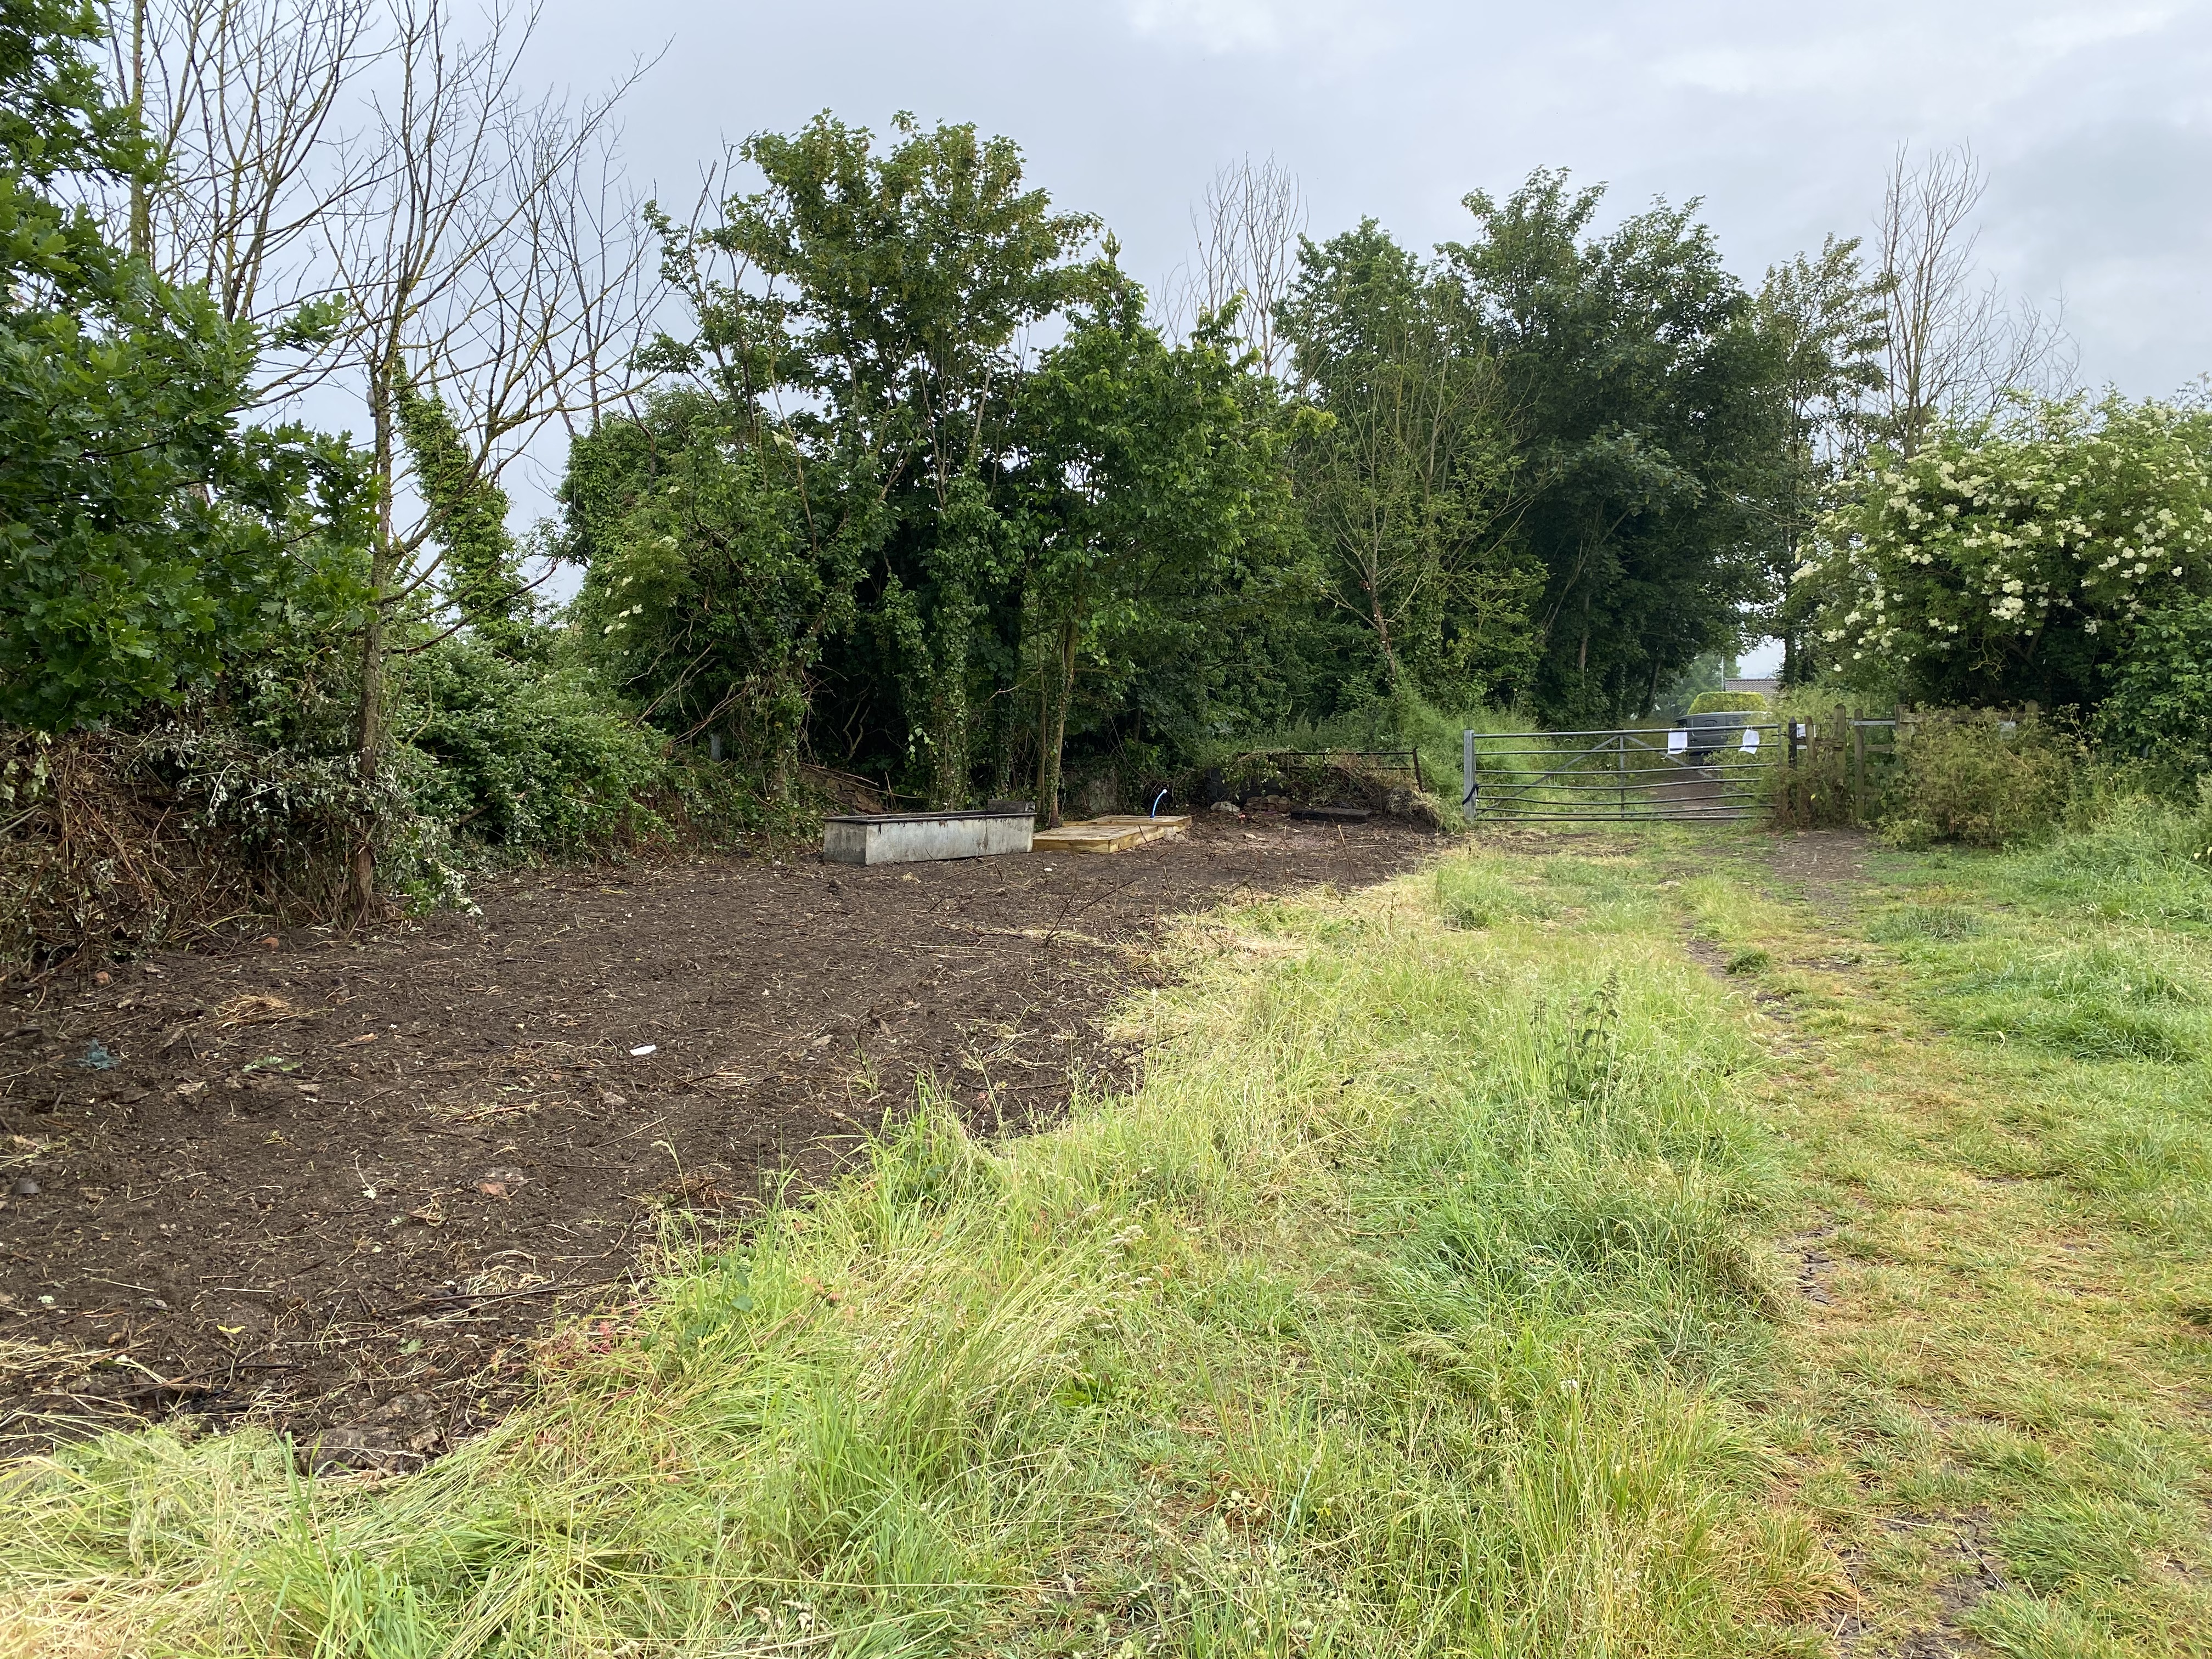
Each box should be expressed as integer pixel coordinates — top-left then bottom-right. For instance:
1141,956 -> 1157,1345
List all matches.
1768,827 -> 1878,910
0,814 -> 1431,1459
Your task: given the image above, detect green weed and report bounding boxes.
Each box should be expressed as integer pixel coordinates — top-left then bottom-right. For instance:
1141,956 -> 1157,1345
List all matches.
1434,860 -> 1553,929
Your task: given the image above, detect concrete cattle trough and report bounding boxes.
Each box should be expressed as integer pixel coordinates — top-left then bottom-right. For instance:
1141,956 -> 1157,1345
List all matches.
822,808 -> 1036,867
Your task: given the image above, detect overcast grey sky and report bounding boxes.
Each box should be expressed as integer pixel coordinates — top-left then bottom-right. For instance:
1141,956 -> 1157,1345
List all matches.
536,0 -> 2210,401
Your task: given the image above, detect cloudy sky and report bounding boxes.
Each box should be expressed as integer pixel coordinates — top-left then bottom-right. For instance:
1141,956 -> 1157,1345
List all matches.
535,0 -> 2211,403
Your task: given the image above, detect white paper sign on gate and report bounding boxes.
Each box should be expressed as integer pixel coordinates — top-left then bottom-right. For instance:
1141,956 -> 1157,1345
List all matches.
1666,729 -> 1688,755
1740,727 -> 1760,753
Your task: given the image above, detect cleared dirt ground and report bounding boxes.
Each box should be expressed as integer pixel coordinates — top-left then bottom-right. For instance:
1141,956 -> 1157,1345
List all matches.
0,812 -> 1431,1462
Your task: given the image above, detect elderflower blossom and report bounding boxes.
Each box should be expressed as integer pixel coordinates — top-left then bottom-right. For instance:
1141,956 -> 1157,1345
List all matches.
1796,392 -> 2212,689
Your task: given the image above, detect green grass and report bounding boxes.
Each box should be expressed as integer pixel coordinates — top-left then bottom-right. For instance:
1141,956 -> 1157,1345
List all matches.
1843,806 -> 2212,1240
6,811 -> 2211,1656
1694,806 -> 2212,1655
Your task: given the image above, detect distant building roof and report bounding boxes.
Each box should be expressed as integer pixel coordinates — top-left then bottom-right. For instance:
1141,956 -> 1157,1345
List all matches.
1724,677 -> 1779,699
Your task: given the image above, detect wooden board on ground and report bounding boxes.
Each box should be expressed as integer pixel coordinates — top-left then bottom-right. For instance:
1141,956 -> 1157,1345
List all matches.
1032,814 -> 1191,855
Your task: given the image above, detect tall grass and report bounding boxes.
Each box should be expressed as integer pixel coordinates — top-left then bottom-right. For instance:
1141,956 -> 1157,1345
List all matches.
0,856 -> 1835,1656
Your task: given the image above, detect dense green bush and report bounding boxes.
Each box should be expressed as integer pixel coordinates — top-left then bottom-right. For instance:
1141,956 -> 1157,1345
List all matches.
1687,690 -> 1768,714
1881,711 -> 2078,849
2095,597 -> 2212,788
0,0 -> 370,736
398,640 -> 679,854
1796,393 -> 2212,708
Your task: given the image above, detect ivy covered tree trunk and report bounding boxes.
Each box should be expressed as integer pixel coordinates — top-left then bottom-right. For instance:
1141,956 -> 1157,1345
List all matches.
396,370 -> 528,656
750,668 -> 807,804
924,611 -> 972,810
986,612 -> 1024,802
916,558 -> 994,809
1369,583 -> 1405,693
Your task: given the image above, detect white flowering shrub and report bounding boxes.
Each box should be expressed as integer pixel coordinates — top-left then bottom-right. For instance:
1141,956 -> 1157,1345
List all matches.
1796,394 -> 2212,708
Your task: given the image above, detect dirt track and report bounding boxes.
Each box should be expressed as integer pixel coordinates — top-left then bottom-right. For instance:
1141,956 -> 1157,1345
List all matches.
0,812 -> 1431,1461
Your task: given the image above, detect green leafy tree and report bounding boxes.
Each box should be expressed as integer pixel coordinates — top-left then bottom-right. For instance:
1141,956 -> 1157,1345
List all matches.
565,389 -> 884,800
1279,220 -> 1538,708
1442,172 -> 1792,723
664,112 -> 1097,805
2096,598 -> 2212,786
1797,393 -> 2212,709
1018,274 -> 1303,822
0,0 -> 367,733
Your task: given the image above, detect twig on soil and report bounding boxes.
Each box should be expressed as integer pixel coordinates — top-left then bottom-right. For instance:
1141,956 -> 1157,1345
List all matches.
390,1275 -> 624,1318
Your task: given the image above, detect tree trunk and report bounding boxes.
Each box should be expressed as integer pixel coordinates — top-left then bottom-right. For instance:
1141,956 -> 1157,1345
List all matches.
928,676 -> 968,809
345,355 -> 397,926
347,595 -> 385,922
127,0 -> 149,261
988,597 -> 1025,801
766,667 -> 802,803
988,682 -> 1018,802
1369,589 -> 1403,692
1035,615 -> 1077,829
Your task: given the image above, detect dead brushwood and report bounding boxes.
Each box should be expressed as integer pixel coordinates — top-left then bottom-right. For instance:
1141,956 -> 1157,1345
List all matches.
0,727 -> 356,977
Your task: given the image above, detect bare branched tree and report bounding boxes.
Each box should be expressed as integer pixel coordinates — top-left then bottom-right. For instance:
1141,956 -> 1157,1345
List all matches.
330,0 -> 651,911
1184,153 -> 1306,375
1296,320 -> 1528,697
101,0 -> 387,397
1876,143 -> 2075,454
98,0 -> 654,913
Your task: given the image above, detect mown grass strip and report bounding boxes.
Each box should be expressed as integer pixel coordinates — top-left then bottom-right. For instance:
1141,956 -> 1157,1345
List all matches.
1,855 -> 1838,1657
1666,810 -> 2212,1657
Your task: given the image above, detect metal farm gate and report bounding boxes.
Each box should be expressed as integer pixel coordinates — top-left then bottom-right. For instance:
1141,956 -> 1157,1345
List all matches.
1459,724 -> 1780,824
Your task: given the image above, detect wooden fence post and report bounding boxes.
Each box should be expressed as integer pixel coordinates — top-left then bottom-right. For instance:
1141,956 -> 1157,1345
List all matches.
1852,720 -> 1867,824
1786,718 -> 1801,827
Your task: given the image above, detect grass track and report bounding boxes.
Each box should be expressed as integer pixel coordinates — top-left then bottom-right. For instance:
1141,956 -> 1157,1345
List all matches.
3,819 -> 2209,1656
1675,816 -> 2212,1657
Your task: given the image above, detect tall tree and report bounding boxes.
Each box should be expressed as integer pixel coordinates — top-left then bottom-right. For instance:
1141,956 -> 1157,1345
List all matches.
1178,153 -> 1305,376
565,388 -> 885,801
99,0 -> 380,394
91,0 -> 651,913
1443,171 -> 1789,723
1873,144 -> 2074,457
1018,270 -> 1302,823
328,0 -> 647,915
1750,236 -> 1888,683
672,112 -> 1097,806
1279,221 -> 1536,708
0,0 -> 367,733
